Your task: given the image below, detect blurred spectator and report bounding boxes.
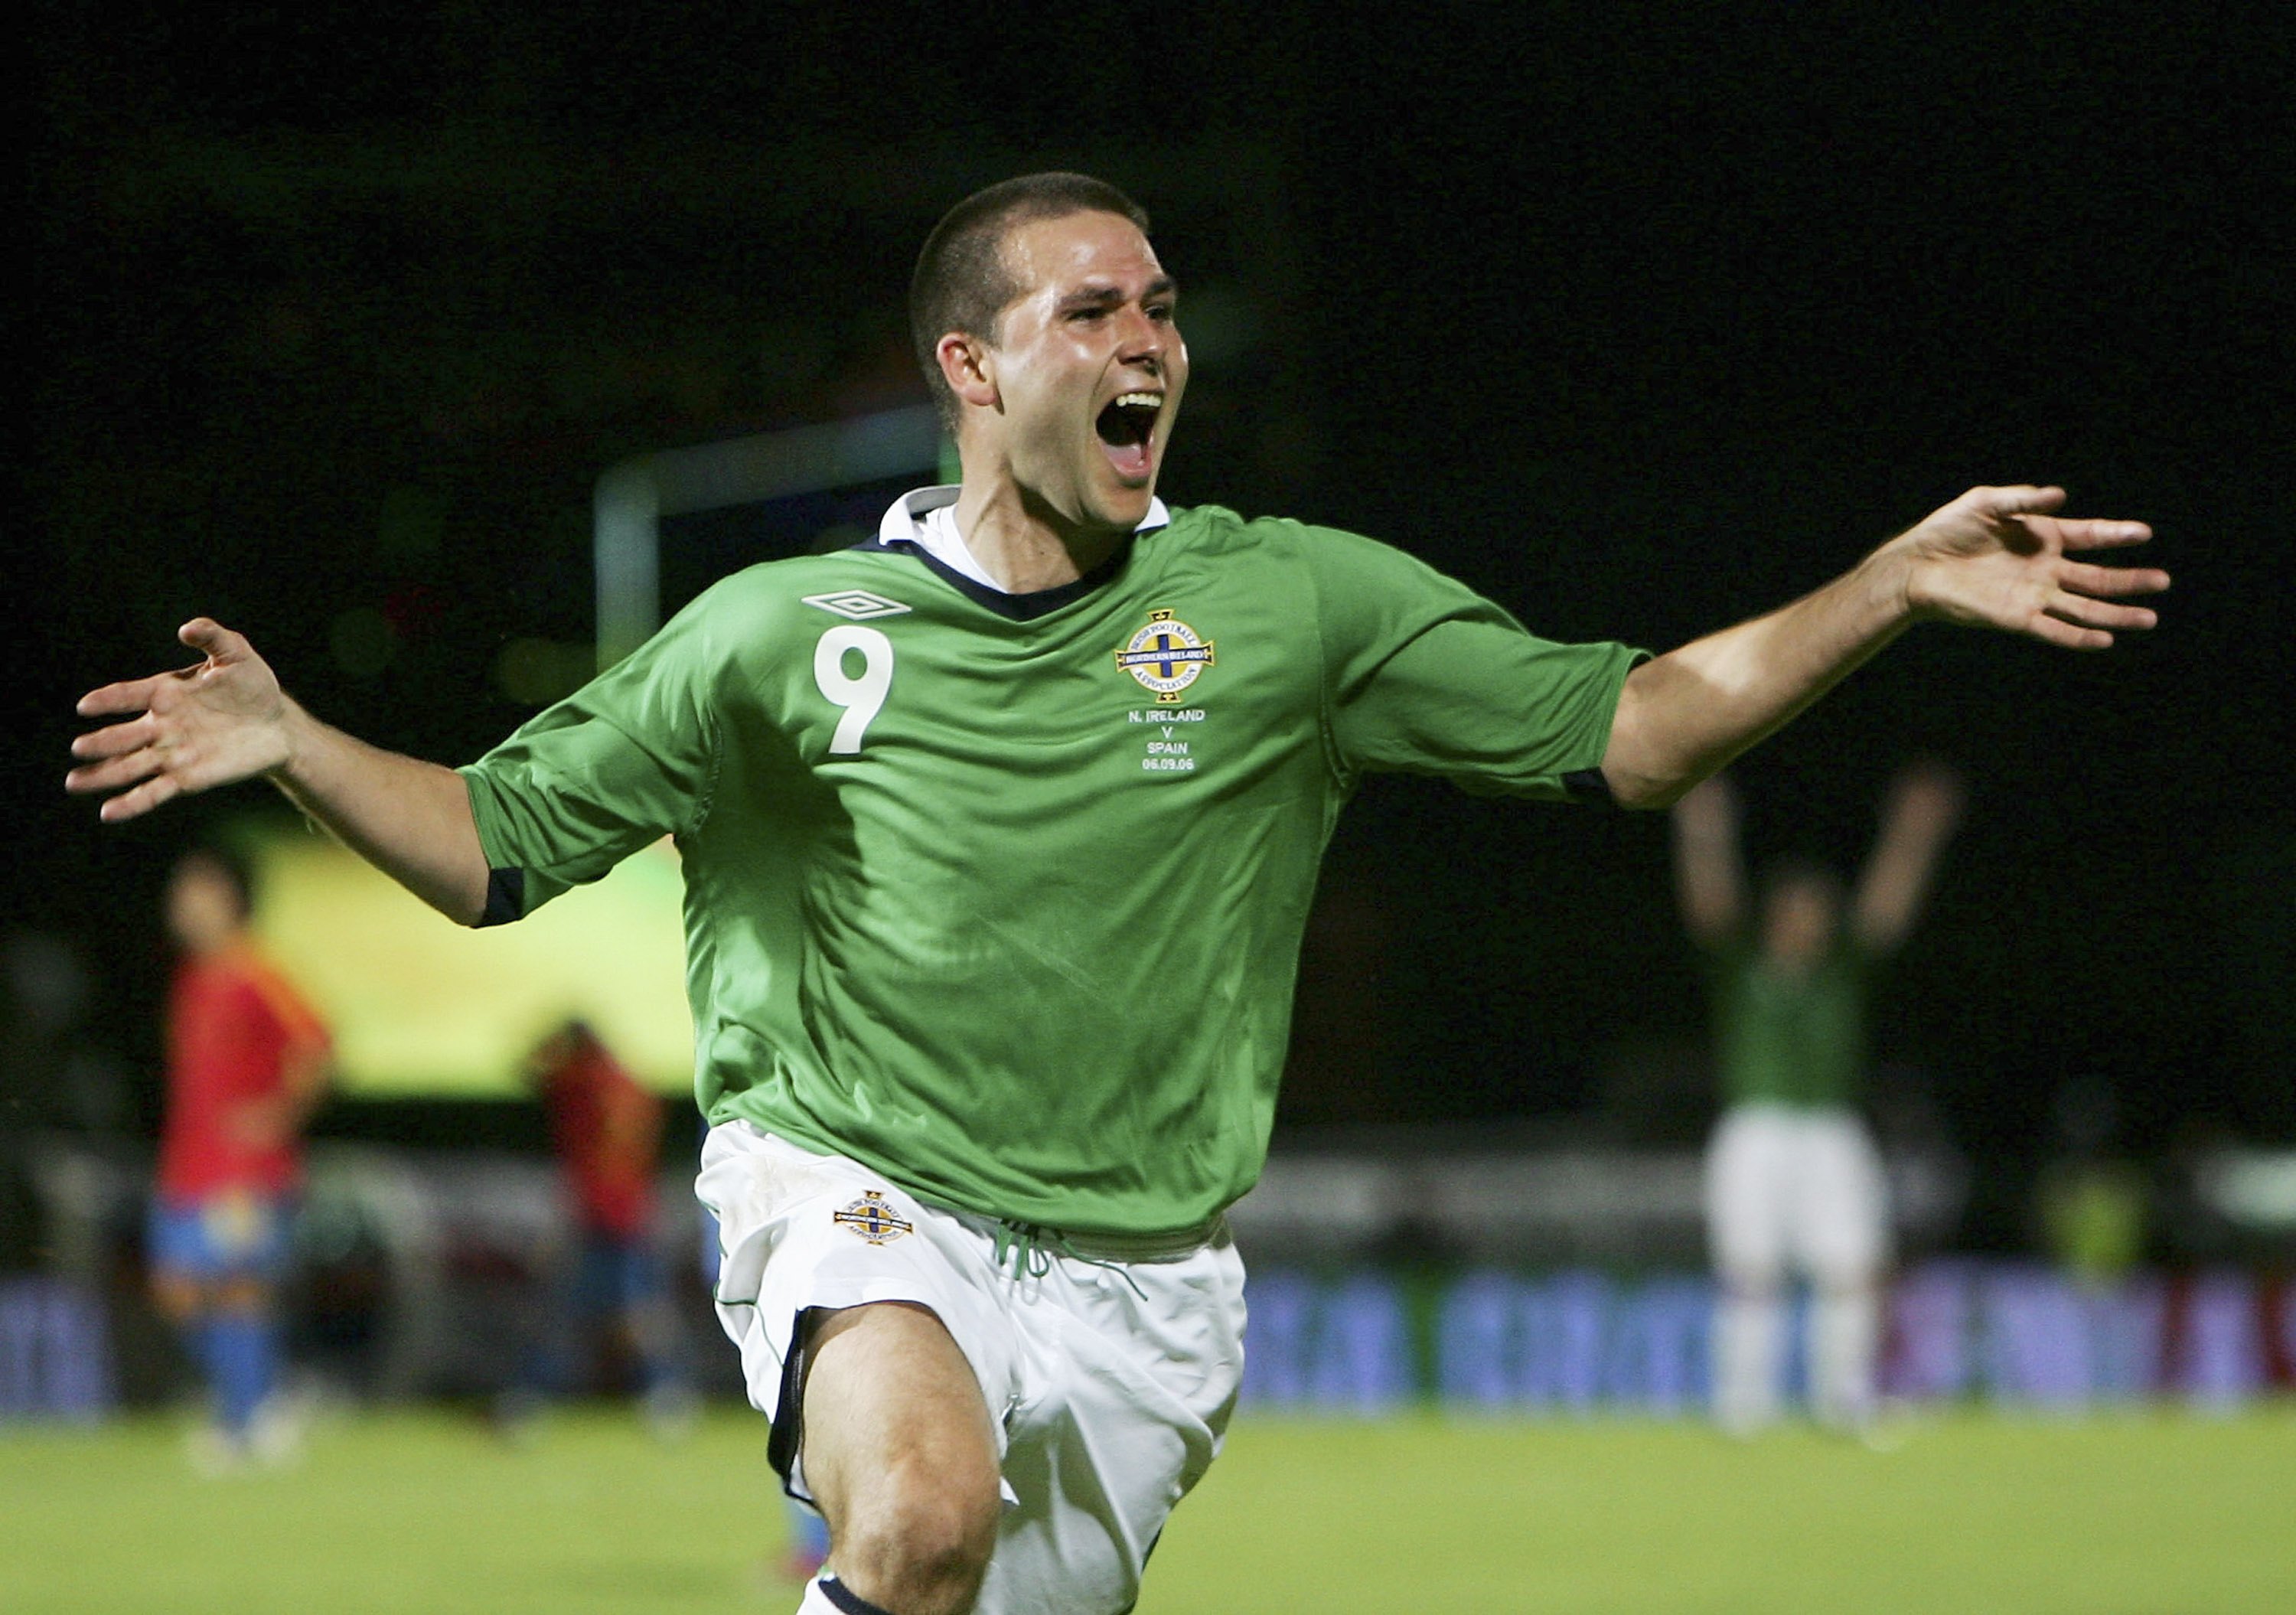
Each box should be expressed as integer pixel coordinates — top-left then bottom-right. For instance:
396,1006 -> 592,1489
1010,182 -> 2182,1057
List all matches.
148,845 -> 331,1472
2037,1076 -> 2148,1288
511,1019 -> 692,1437
1673,762 -> 1962,1436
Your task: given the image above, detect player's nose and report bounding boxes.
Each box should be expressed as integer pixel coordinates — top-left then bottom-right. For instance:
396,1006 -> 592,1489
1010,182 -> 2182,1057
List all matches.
1114,307 -> 1169,370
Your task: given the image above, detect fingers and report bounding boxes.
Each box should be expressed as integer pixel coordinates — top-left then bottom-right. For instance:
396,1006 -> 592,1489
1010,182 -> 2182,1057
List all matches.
1968,490 -> 2155,560
64,744 -> 168,798
1973,484 -> 2069,517
80,617 -> 246,712
178,618 -> 243,658
2029,514 -> 2155,552
2027,584 -> 2157,651
95,772 -> 184,824
2048,591 -> 2158,635
69,713 -> 159,763
2060,558 -> 2170,598
75,675 -> 169,719
2024,614 -> 2115,652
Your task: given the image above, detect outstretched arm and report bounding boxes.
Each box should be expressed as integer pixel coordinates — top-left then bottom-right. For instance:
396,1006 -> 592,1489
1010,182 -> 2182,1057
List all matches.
67,619 -> 491,925
1670,772 -> 1745,948
1600,486 -> 2165,808
1851,759 -> 1965,954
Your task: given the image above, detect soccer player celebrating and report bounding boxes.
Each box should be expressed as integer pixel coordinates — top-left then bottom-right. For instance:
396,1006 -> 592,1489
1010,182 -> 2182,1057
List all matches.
70,175 -> 2164,1613
148,844 -> 331,1473
1674,762 -> 1964,1437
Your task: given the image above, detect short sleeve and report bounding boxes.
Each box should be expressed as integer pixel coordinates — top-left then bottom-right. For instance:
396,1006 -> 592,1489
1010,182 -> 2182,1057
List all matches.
1305,526 -> 1644,801
458,595 -> 729,922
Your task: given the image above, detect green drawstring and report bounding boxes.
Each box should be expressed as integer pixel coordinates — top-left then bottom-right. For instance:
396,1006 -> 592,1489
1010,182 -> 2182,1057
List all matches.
990,1219 -> 1054,1280
992,1219 -> 1148,1298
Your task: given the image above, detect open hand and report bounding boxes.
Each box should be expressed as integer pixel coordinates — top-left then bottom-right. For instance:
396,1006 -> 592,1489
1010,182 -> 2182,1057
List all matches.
1896,486 -> 2167,650
67,619 -> 292,822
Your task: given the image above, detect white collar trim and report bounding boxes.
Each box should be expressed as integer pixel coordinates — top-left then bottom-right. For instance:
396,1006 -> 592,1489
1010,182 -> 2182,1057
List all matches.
879,485 -> 1170,595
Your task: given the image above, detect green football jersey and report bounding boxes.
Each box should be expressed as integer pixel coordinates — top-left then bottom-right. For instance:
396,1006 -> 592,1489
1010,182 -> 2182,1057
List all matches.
1709,940 -> 1872,1110
460,496 -> 1639,1235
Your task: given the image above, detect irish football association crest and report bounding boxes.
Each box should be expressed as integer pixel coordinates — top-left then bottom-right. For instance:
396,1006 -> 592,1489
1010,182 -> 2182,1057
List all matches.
1114,610 -> 1215,703
832,1191 -> 914,1245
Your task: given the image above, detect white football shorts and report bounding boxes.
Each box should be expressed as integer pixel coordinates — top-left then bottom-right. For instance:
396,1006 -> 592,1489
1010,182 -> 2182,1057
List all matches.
696,1121 -> 1245,1615
1705,1101 -> 1889,1288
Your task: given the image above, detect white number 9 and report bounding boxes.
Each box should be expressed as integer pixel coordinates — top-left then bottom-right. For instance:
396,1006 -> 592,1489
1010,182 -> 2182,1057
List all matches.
814,626 -> 895,755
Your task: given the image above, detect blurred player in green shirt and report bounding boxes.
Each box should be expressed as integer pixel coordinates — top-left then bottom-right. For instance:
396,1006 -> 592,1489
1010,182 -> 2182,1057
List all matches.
1674,763 -> 1963,1435
73,173 -> 2164,1615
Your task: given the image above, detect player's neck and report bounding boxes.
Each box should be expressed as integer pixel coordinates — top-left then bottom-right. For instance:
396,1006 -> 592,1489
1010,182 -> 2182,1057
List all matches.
952,476 -> 1126,594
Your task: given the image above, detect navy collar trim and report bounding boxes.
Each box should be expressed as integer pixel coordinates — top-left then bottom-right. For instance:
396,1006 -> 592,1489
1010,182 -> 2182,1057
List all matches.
855,535 -> 1137,622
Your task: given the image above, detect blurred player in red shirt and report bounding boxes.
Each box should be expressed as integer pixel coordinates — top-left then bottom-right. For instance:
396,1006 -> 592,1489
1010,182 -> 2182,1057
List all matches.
518,1018 -> 690,1433
148,844 -> 329,1470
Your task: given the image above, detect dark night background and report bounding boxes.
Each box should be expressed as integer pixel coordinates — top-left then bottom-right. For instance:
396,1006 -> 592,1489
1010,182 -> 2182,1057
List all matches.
15,2 -> 2294,1251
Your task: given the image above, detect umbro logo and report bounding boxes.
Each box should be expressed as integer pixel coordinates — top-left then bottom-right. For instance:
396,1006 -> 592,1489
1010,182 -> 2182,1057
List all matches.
803,590 -> 912,621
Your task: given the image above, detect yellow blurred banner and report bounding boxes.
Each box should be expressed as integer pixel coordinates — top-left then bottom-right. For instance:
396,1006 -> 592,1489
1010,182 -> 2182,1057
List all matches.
247,824 -> 694,1097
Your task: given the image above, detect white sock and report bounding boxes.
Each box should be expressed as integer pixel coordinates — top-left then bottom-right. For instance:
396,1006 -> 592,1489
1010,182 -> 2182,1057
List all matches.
1810,1285 -> 1879,1429
1713,1287 -> 1783,1434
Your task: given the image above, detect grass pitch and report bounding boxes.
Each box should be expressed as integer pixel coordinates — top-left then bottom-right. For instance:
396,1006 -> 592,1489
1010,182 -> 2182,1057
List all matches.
3,1404 -> 2291,1613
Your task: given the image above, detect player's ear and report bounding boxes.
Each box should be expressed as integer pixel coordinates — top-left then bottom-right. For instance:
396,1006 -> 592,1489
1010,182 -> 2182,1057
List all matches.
937,331 -> 998,413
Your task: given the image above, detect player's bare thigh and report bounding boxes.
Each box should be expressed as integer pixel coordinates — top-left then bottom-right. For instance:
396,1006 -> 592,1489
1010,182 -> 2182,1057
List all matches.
803,1300 -> 1003,1615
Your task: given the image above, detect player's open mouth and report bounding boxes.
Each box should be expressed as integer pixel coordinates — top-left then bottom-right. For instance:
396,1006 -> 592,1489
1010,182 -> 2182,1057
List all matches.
1095,391 -> 1161,481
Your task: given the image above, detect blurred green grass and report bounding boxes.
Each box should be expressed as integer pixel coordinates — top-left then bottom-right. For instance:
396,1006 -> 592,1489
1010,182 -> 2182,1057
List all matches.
3,1405 -> 2291,1613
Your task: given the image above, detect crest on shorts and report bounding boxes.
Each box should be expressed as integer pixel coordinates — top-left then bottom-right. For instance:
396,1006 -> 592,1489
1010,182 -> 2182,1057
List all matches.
833,1190 -> 914,1245
1114,609 -> 1215,703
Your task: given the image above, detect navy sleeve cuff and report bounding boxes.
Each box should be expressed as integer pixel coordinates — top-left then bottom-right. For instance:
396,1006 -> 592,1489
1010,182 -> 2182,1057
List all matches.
1562,766 -> 1618,808
478,867 -> 525,927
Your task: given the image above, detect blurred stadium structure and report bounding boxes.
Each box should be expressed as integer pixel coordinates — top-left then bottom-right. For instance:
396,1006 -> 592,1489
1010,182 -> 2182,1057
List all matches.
8,1127 -> 2294,1424
1232,1140 -> 1966,1267
592,403 -> 948,667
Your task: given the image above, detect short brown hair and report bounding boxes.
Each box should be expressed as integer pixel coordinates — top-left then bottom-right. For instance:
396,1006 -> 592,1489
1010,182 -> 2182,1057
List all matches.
909,173 -> 1152,432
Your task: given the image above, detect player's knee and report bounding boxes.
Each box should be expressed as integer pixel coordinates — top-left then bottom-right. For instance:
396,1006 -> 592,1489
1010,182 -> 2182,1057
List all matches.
836,1457 -> 1000,1614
